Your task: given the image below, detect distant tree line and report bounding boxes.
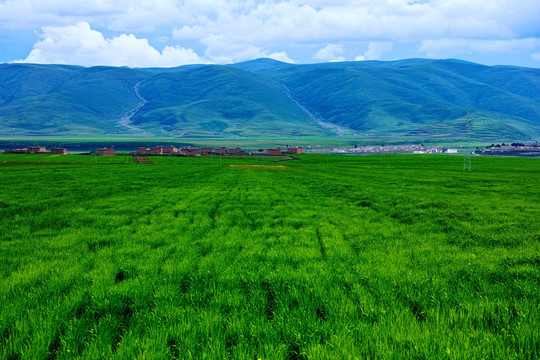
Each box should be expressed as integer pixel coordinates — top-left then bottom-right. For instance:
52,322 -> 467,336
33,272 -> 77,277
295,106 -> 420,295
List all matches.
486,142 -> 528,148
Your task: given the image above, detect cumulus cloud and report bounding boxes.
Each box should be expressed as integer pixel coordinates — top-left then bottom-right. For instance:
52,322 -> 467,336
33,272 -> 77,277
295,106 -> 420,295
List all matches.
3,0 -> 540,66
170,0 -> 540,44
315,44 -> 345,62
267,52 -> 295,63
18,22 -> 208,67
419,38 -> 540,57
0,0 -> 232,33
199,35 -> 295,63
3,1 -> 540,40
355,42 -> 393,61
0,0 -> 128,30
169,0 -> 540,64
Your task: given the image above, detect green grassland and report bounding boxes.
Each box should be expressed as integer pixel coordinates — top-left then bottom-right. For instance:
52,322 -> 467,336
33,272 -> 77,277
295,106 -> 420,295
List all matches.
0,154 -> 539,359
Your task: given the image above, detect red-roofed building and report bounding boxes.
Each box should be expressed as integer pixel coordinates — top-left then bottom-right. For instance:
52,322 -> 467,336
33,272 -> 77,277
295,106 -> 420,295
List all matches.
287,147 -> 304,154
149,146 -> 163,155
27,146 -> 46,153
162,145 -> 179,154
50,148 -> 68,155
136,147 -> 150,155
215,147 -> 228,155
97,148 -> 115,156
229,147 -> 246,155
267,147 -> 282,156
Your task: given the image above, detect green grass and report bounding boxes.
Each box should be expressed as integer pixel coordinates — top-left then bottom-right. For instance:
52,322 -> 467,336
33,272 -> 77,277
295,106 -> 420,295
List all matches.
0,154 -> 539,359
0,154 -> 133,164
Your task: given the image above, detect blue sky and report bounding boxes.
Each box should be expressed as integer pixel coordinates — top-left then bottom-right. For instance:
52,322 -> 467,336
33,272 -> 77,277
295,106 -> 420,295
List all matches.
1,0 -> 539,68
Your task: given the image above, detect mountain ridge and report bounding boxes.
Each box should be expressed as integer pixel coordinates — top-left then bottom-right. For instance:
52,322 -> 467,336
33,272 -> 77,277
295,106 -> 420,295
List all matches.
1,58 -> 539,141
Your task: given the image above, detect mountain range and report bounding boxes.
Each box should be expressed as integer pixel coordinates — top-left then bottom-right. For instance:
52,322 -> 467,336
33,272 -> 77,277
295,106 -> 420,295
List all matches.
1,58 -> 539,141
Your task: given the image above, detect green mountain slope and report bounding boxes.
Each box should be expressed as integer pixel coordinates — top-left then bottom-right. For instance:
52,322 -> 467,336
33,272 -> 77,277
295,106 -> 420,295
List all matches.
0,59 -> 539,141
0,63 -> 82,103
133,66 -> 328,137
268,59 -> 540,140
0,64 -> 149,136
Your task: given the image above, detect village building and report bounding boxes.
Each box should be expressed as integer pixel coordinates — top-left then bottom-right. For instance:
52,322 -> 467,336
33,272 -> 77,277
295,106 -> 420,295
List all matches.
27,146 -> 47,153
229,147 -> 246,155
149,146 -> 163,155
50,147 -> 68,155
201,147 -> 213,155
5,146 -> 48,154
215,147 -> 228,155
267,147 -> 283,156
6,148 -> 29,154
136,147 -> 150,155
180,147 -> 201,156
287,147 -> 304,154
162,145 -> 179,154
96,148 -> 115,156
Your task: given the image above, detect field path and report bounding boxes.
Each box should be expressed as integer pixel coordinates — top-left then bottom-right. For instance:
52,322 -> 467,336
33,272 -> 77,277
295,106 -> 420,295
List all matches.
118,81 -> 148,132
132,155 -> 153,164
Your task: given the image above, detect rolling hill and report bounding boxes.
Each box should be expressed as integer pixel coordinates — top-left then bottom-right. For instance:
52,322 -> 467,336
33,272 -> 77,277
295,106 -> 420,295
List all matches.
133,65 -> 330,137
0,59 -> 539,141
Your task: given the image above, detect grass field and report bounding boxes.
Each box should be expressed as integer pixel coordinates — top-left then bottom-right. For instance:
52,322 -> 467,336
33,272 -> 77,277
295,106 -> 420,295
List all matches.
0,154 -> 539,359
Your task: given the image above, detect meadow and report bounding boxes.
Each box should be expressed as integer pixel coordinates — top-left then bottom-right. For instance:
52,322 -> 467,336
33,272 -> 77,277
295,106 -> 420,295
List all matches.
0,153 -> 538,359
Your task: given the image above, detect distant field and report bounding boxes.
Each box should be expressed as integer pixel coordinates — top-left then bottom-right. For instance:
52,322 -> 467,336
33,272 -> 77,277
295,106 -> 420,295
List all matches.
0,154 -> 539,359
0,153 -> 133,164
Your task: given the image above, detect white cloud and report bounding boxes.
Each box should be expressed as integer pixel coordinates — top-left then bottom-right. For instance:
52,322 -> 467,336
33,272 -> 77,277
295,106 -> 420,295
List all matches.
419,38 -> 540,58
315,44 -> 345,62
2,1 -> 540,41
169,0 -> 540,64
199,34 -> 295,63
172,25 -> 208,40
3,1 -> 540,66
168,0 -> 540,46
267,51 -> 295,63
0,0 -> 226,32
355,42 -> 393,61
532,53 -> 540,62
18,22 -> 208,67
0,0 -> 129,30
364,42 -> 392,60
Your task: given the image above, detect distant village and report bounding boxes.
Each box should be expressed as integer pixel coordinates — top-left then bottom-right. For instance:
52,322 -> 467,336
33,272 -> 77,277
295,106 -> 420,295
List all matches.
4,145 -> 305,156
475,142 -> 540,155
131,145 -> 304,157
4,142 -> 539,156
4,146 -> 69,155
312,142 -> 540,155
310,144 -> 456,154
